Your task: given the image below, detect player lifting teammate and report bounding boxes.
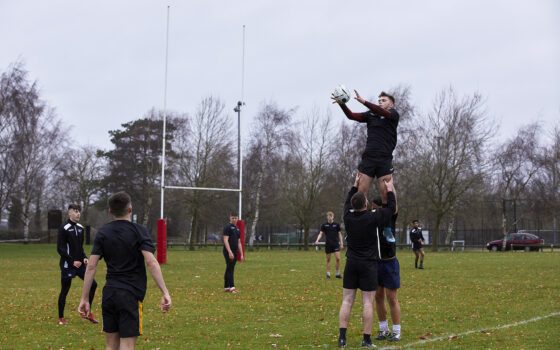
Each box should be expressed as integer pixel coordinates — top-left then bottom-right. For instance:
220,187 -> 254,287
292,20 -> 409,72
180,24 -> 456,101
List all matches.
315,211 -> 343,279
338,173 -> 396,348
332,89 -> 400,243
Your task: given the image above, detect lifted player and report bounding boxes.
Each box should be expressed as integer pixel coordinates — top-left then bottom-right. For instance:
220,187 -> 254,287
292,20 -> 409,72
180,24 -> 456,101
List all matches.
315,211 -> 343,279
332,89 -> 399,242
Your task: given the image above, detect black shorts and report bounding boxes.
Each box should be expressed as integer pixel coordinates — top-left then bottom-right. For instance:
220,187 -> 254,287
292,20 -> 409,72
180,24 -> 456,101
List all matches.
325,245 -> 340,254
378,257 -> 400,290
358,155 -> 393,179
102,287 -> 143,338
342,258 -> 378,291
412,244 -> 423,251
60,263 -> 86,279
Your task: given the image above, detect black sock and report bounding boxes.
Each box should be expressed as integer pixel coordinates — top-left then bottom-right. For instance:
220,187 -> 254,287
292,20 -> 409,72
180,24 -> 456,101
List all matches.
339,328 -> 347,339
363,333 -> 371,341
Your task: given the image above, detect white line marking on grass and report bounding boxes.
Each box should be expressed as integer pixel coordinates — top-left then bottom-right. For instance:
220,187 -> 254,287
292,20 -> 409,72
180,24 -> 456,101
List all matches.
378,311 -> 560,350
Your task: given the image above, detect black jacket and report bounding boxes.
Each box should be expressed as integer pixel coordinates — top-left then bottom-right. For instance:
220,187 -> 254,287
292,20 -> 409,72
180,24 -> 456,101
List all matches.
57,219 -> 87,269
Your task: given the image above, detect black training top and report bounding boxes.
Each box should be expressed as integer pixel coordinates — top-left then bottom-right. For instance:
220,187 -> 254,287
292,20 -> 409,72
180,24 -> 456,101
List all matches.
360,108 -> 400,157
340,103 -> 400,157
377,212 -> 398,259
410,227 -> 424,245
320,222 -> 341,247
223,223 -> 240,254
91,220 -> 155,301
343,186 -> 396,261
57,219 -> 87,269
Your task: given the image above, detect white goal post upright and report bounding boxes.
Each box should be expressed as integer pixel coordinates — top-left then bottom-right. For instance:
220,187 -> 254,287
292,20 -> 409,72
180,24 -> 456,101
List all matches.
157,20 -> 246,263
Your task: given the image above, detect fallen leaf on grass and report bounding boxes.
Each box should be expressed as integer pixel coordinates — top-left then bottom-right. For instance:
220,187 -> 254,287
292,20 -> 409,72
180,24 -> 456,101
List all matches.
448,335 -> 457,340
269,334 -> 282,338
420,332 -> 432,339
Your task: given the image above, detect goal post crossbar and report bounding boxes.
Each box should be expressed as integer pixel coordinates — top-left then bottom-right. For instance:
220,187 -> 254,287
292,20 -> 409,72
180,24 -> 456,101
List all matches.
164,185 -> 241,193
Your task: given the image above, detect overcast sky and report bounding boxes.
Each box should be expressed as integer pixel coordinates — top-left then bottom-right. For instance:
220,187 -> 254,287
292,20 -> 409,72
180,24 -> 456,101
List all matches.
1,0 -> 559,150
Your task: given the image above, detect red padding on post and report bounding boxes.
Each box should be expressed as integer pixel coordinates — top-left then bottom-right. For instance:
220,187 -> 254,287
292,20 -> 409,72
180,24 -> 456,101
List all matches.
236,219 -> 245,261
157,219 -> 167,264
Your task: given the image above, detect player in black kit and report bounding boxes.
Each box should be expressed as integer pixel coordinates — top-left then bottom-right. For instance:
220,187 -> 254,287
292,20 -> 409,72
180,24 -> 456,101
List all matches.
315,211 -> 343,278
371,197 -> 402,342
56,204 -> 98,325
332,90 -> 399,243
410,220 -> 425,269
338,173 -> 396,348
223,213 -> 244,293
79,192 -> 172,349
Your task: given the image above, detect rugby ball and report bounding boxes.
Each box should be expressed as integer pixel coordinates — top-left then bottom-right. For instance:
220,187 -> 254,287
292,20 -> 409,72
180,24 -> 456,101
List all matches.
333,85 -> 351,103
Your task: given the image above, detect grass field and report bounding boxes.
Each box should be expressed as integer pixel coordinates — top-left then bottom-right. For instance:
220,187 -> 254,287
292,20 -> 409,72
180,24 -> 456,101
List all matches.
0,244 -> 559,349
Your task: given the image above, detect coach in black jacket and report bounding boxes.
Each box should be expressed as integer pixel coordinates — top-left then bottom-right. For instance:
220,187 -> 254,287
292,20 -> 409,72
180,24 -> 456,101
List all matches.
337,173 -> 396,348
56,204 -> 98,325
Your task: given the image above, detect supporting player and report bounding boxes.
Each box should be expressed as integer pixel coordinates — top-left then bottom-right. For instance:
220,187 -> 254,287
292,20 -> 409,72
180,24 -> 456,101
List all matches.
56,204 -> 98,325
410,220 -> 425,269
223,213 -> 244,293
314,211 -> 343,279
332,89 -> 400,243
338,173 -> 396,348
78,192 -> 172,349
371,197 -> 402,342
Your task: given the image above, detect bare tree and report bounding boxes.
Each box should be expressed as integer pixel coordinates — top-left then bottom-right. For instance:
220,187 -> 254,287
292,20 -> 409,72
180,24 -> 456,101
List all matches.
53,146 -> 106,223
495,122 -> 542,248
245,102 -> 293,246
283,108 -> 333,250
416,87 -> 494,251
174,96 -> 235,249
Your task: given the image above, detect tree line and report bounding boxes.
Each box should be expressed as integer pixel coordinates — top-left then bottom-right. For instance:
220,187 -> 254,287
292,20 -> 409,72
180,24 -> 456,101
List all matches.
1,61 -> 559,250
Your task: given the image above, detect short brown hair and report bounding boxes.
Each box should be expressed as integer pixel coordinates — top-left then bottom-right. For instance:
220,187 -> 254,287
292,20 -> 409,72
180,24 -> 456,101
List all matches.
326,211 -> 334,217
351,191 -> 366,210
108,191 -> 131,217
379,91 -> 395,104
68,204 -> 81,212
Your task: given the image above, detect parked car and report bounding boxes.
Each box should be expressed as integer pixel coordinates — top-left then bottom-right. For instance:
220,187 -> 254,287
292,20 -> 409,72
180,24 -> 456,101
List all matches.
486,232 -> 544,252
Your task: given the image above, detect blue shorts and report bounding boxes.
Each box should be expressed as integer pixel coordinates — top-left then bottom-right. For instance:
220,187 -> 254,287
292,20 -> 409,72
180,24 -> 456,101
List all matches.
377,257 -> 400,290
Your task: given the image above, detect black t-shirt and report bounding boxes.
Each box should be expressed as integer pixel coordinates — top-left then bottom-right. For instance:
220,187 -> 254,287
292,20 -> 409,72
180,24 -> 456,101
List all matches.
320,222 -> 341,247
223,223 -> 240,254
360,108 -> 399,157
376,212 -> 398,259
91,220 -> 155,301
343,186 -> 396,261
410,227 -> 424,246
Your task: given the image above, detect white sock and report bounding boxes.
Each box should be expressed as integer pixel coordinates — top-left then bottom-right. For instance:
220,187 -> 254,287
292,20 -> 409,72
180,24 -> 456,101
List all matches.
393,324 -> 401,335
230,286 -> 235,291
336,270 -> 340,275
379,320 -> 389,332
326,272 -> 331,277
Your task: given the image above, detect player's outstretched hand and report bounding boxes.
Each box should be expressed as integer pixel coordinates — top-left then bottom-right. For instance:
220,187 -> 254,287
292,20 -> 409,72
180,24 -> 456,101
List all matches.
354,172 -> 361,187
160,293 -> 172,313
331,93 -> 342,104
78,300 -> 90,318
354,90 -> 365,104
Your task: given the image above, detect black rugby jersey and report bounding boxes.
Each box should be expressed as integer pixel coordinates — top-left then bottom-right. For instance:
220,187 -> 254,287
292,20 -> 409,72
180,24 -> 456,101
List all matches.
57,219 -> 87,269
91,220 -> 155,301
320,222 -> 341,247
223,223 -> 240,254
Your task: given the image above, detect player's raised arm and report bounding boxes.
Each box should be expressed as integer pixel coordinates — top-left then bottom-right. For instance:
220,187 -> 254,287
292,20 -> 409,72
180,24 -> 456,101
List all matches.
355,89 -> 392,118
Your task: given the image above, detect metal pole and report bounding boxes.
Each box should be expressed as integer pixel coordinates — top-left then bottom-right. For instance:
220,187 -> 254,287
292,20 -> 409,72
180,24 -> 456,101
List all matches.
160,6 -> 170,219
